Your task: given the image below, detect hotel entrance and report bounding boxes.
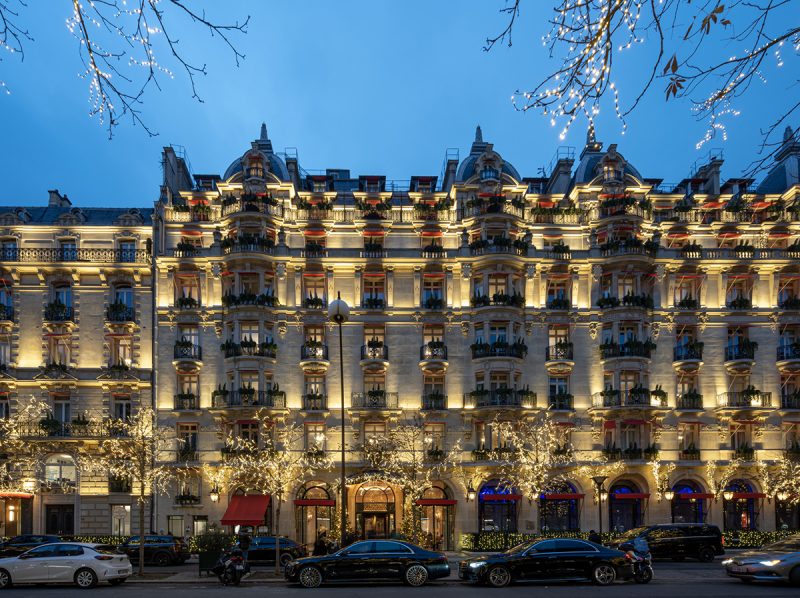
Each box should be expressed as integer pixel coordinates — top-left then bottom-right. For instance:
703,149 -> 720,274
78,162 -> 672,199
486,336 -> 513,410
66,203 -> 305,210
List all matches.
354,482 -> 396,539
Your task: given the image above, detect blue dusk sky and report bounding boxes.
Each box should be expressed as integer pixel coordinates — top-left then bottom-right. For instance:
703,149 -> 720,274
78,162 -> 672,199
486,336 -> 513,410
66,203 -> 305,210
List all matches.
0,1 -> 796,207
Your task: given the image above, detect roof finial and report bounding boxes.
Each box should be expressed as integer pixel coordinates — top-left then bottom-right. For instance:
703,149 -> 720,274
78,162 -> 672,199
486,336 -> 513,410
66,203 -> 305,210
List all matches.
587,122 -> 596,145
784,125 -> 794,143
475,125 -> 483,143
260,122 -> 268,142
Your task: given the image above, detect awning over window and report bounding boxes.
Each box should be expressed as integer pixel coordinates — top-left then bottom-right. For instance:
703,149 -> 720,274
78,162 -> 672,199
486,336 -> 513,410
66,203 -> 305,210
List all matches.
0,492 -> 33,499
542,493 -> 584,500
732,492 -> 766,500
415,499 -> 457,506
481,494 -> 522,502
220,494 -> 270,526
294,499 -> 335,507
612,492 -> 650,500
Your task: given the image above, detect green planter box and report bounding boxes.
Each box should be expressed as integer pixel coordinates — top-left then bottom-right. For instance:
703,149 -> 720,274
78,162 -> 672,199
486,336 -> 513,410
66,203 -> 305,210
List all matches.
199,550 -> 221,575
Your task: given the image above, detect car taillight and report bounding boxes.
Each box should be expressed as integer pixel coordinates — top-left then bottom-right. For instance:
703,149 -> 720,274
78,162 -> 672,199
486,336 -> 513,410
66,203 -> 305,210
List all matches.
721,536 -> 725,546
624,553 -> 632,560
95,555 -> 114,561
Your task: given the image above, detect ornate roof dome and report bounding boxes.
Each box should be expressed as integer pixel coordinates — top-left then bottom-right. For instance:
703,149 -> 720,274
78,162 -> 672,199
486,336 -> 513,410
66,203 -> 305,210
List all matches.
456,126 -> 521,182
572,127 -> 642,185
223,123 -> 290,182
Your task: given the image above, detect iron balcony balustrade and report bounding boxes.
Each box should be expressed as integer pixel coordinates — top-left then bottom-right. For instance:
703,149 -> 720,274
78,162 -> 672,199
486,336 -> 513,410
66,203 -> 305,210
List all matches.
598,341 -> 653,360
360,345 -> 389,360
223,341 -> 277,359
459,202 -> 525,219
679,448 -> 702,461
716,391 -> 772,409
777,344 -> 800,361
175,447 -> 199,462
222,241 -> 275,256
17,420 -> 129,438
44,304 -> 74,322
421,393 -> 448,410
106,306 -> 135,322
591,389 -> 668,408
781,393 -> 800,409
595,204 -> 651,220
471,342 -> 527,359
676,393 -> 704,410
419,344 -> 448,361
463,389 -> 537,409
302,394 -> 328,411
547,393 -> 574,410
351,391 -> 400,410
221,198 -> 285,218
173,343 -> 202,360
164,205 -> 217,222
212,389 -> 286,409
301,343 -> 329,360
725,344 -> 757,361
0,248 -> 148,263
545,343 -> 574,361
0,306 -> 14,321
174,393 -> 200,410
673,344 -> 704,361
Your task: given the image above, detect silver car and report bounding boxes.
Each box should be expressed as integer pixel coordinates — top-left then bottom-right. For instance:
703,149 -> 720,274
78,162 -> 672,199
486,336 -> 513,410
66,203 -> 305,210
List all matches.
723,536 -> 800,586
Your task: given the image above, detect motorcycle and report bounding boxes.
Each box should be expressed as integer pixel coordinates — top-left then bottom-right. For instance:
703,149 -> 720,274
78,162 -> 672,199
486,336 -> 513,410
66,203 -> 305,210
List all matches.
212,547 -> 246,586
621,542 -> 653,584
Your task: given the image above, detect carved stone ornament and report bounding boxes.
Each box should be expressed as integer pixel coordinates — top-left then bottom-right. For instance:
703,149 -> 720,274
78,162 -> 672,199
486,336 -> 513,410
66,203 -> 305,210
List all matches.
769,312 -> 779,332
651,321 -> 661,340
526,264 -> 536,280
588,321 -> 600,340
525,321 -> 533,336
698,313 -> 709,333
461,321 -> 471,337
656,264 -> 667,281
277,321 -> 288,338
276,263 -> 287,281
462,264 -> 472,280
592,264 -> 603,282
412,311 -> 423,323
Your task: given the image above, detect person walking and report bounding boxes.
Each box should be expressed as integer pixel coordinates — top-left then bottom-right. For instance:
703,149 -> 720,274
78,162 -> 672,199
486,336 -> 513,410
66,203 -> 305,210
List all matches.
313,532 -> 329,556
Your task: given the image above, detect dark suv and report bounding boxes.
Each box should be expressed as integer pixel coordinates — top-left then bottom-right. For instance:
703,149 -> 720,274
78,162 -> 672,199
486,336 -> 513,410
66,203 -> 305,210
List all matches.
120,535 -> 191,566
0,535 -> 62,557
242,536 -> 306,566
609,524 -> 725,562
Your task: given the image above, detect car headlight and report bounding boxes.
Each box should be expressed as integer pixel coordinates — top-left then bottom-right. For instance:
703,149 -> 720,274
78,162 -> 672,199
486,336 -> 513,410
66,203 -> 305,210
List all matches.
759,560 -> 782,567
468,561 -> 484,569
721,559 -> 733,565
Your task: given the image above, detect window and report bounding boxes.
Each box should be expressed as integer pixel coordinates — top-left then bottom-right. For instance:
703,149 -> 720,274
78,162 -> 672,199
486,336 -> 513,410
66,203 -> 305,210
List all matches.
240,371 -> 259,392
488,273 -> 509,297
304,374 -> 326,397
422,277 -> 444,305
489,372 -> 510,390
346,541 -> 375,554
0,239 -> 17,260
726,277 -> 751,305
679,423 -> 700,451
364,373 -> 385,392
373,541 -> 412,554
0,396 -> 8,419
549,376 -> 569,396
730,424 -> 751,450
193,516 -> 208,536
304,276 -> 326,303
239,422 -> 259,444
488,324 -> 507,345
114,284 -> 133,308
675,278 -> 699,306
111,505 -> 131,535
176,276 -> 200,305
239,273 -> 259,295
48,335 -> 70,366
305,423 -> 326,451
178,373 -> 198,397
167,515 -> 184,538
177,473 -> 201,499
618,275 -> 636,298
0,336 -> 10,367
547,280 -> 569,303
53,284 -> 72,307
363,422 -> 386,442
619,371 -> 641,394
363,277 -> 385,303
58,239 -> 77,261
52,396 -> 70,425
364,325 -> 384,346
239,321 -> 260,344
112,396 -> 131,421
45,454 -> 77,485
178,325 -> 198,347
548,326 -> 569,346
118,240 -> 136,262
424,423 -> 445,451
619,323 -> 638,344
177,423 -> 198,454
112,336 -> 132,367
423,374 -> 445,396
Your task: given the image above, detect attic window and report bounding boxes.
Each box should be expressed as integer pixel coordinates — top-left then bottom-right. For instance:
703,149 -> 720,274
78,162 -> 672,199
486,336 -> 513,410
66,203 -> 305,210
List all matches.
480,168 -> 499,181
312,181 -> 326,193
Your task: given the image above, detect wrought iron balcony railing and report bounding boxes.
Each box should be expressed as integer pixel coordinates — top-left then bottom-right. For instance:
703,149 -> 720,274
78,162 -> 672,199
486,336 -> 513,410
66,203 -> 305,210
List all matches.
351,391 -> 400,410
464,389 -> 537,409
0,248 -> 149,263
716,391 -> 772,408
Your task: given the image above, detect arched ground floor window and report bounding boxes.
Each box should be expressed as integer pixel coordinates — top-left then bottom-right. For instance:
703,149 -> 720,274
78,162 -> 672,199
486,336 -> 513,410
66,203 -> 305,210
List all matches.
479,480 -> 520,533
539,481 -> 582,532
609,481 -> 647,532
417,482 -> 456,551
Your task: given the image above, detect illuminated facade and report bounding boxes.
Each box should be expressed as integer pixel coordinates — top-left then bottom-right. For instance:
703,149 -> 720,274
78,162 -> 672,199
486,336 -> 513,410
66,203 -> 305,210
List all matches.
4,123 -> 800,543
0,193 -> 153,536
151,124 -> 800,547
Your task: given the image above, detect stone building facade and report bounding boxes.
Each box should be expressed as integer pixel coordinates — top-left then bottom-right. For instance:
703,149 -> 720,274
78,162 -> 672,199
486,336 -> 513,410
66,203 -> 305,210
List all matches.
0,194 -> 153,536
3,123 -> 800,548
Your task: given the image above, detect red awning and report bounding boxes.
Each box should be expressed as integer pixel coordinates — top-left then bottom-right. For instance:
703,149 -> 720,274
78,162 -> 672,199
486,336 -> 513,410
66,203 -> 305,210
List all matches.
623,419 -> 648,425
603,421 -> 617,429
304,230 -> 327,238
423,272 -> 445,279
542,493 -> 585,500
294,499 -> 335,507
0,492 -> 34,499
556,422 -> 576,427
415,499 -> 458,506
180,230 -> 203,237
481,494 -> 522,501
718,232 -> 741,238
676,493 -> 714,500
702,201 -> 725,209
612,493 -> 650,500
732,492 -> 766,500
220,494 -> 270,526
666,232 -> 690,238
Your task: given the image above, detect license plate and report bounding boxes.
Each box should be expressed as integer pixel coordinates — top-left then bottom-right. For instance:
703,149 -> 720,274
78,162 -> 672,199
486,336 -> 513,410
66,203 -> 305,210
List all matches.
118,569 -> 128,574
235,565 -> 245,571
730,566 -> 749,573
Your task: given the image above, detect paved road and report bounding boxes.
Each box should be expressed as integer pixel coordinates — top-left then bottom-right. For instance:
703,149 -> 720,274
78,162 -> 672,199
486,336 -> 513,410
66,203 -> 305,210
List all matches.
5,562 -> 799,597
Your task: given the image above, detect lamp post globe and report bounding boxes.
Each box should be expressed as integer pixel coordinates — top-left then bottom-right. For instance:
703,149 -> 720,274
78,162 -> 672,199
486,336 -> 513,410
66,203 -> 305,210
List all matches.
328,293 -> 350,324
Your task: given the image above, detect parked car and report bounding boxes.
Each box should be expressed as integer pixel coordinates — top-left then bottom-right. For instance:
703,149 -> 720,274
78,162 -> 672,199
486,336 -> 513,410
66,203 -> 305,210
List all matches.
285,539 -> 449,588
723,535 -> 800,585
608,523 -> 724,562
0,535 -> 62,558
0,542 -> 132,588
241,536 -> 306,566
459,538 -> 634,587
119,535 -> 190,566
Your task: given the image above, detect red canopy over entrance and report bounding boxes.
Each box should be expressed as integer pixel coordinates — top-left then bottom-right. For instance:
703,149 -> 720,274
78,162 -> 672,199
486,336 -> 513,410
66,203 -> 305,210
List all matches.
220,495 -> 270,526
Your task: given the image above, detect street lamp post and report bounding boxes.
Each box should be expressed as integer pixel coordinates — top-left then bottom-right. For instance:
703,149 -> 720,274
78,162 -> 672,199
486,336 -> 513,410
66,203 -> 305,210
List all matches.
328,292 -> 350,545
592,475 -> 608,535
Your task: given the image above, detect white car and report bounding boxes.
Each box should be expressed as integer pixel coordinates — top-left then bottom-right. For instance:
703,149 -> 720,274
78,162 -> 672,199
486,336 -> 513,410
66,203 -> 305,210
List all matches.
0,542 -> 132,588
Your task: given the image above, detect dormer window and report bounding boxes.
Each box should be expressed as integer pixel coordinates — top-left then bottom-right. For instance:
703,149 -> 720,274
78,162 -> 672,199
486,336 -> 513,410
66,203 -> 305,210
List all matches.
603,163 -> 623,182
58,239 -> 77,261
312,180 -> 326,193
480,167 -> 499,181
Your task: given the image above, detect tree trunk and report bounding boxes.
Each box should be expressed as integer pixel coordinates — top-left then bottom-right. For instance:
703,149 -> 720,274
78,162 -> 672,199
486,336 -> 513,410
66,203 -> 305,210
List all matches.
274,497 -> 281,575
138,496 -> 146,576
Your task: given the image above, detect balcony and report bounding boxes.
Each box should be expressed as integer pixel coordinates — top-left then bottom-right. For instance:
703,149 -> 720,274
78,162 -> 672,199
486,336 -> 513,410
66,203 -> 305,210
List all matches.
211,389 -> 287,409
599,240 -> 658,258
0,305 -> 13,322
602,446 -> 656,461
470,341 -> 527,360
0,248 -> 149,263
423,296 -> 444,310
724,343 -> 757,372
732,446 -> 756,461
174,393 -> 200,410
360,344 -> 389,372
301,245 -> 328,259
362,297 -> 386,310
545,343 -> 574,373
302,393 -> 328,411
470,293 -> 525,309
421,393 -> 448,411
716,390 -> 772,410
673,343 -> 704,372
548,393 -> 574,411
351,391 -> 400,411
175,448 -> 199,462
304,296 -> 327,310
674,297 -> 700,310
726,296 -> 753,311
546,297 -> 571,311
778,296 -> 800,311
222,340 -> 277,359
221,238 -> 275,256
173,342 -> 202,362
599,339 -> 654,360
463,389 -> 537,410
676,392 -> 704,410
469,239 -> 528,256
776,343 -> 800,372
597,294 -> 654,310
175,296 -> 200,310
17,419 -> 120,439
222,291 -> 280,308
44,303 -> 74,322
419,343 -> 448,373
300,343 -> 330,372
220,196 -> 284,218
106,304 -> 134,322
679,448 -> 702,461
780,393 -> 800,410
591,388 -> 668,409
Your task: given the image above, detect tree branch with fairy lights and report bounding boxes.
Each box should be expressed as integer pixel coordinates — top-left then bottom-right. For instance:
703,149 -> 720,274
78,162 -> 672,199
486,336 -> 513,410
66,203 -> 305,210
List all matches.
486,0 -> 800,174
0,0 -> 249,137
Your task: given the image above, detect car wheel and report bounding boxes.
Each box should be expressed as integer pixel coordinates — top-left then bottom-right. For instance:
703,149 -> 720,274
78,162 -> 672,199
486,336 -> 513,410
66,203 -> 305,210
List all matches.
592,563 -> 617,586
789,566 -> 800,587
280,553 -> 293,567
0,569 -> 11,589
697,547 -> 715,563
153,552 -> 171,566
486,566 -> 512,588
109,578 -> 126,586
404,565 -> 428,587
75,568 -> 98,589
298,566 -> 323,589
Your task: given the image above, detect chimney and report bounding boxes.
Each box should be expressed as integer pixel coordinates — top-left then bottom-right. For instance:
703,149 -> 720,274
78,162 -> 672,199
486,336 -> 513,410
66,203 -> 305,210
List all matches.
48,189 -> 71,207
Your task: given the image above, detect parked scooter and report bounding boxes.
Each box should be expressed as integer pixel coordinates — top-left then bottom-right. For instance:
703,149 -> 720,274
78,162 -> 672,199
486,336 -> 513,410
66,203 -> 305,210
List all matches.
212,547 -> 246,586
620,541 -> 653,584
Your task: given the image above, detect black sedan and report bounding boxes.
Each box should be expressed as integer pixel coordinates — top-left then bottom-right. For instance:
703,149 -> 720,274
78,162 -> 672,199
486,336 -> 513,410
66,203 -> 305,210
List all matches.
459,538 -> 634,587
285,540 -> 449,588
